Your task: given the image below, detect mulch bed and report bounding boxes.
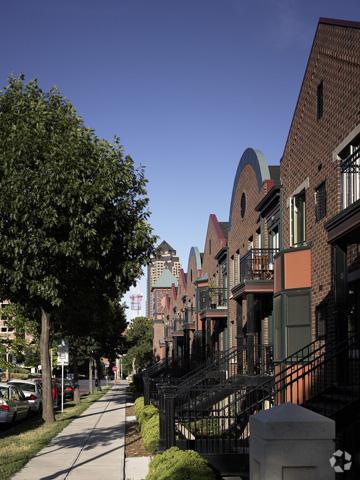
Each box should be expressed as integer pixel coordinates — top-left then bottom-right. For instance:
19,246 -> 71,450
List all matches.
126,405 -> 135,417
125,405 -> 150,457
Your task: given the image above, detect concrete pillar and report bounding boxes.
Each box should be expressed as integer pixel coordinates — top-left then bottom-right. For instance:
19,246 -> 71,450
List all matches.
249,403 -> 335,480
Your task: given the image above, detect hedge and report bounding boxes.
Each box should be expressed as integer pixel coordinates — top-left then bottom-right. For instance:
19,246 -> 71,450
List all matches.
141,412 -> 159,454
146,447 -> 216,480
134,396 -> 145,419
138,404 -> 158,427
134,396 -> 160,454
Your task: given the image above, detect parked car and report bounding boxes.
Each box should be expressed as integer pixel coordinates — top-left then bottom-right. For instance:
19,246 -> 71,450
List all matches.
0,382 -> 30,424
55,379 -> 75,401
27,377 -> 61,409
8,379 -> 43,413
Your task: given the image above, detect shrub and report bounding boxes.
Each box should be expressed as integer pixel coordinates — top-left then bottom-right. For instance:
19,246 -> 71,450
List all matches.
134,396 -> 145,419
138,404 -> 158,427
146,447 -> 216,480
141,412 -> 159,454
134,396 -> 160,454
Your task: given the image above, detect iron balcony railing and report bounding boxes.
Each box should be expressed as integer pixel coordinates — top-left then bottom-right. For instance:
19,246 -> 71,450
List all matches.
341,146 -> 360,209
340,145 -> 360,173
239,248 -> 279,282
197,287 -> 228,312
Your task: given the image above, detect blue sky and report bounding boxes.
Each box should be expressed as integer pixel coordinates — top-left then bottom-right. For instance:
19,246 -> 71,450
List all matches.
1,1 -> 359,316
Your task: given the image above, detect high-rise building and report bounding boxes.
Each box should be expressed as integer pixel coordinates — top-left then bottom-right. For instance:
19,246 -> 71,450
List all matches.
146,240 -> 181,318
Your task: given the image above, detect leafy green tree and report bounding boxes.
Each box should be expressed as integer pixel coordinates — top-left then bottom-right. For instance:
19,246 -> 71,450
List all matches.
0,303 -> 39,374
0,76 -> 155,422
54,294 -> 128,402
123,316 -> 153,374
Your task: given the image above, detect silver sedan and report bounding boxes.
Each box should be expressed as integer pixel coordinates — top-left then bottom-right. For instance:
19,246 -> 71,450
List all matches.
0,382 -> 30,424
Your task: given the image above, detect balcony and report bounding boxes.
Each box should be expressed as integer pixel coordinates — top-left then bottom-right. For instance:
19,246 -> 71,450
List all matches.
240,248 -> 279,282
341,146 -> 360,209
197,287 -> 228,312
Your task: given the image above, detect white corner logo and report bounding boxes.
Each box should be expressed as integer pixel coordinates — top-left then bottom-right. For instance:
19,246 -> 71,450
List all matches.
329,449 -> 352,473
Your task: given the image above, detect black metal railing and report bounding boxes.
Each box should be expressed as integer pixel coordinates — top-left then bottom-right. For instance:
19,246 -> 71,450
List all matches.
340,146 -> 360,209
142,359 -> 169,404
160,333 -> 360,454
340,146 -> 360,173
197,287 -> 228,311
239,248 -> 279,282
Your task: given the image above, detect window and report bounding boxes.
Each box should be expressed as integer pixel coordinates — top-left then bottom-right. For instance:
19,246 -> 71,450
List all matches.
269,225 -> 280,250
315,181 -> 326,222
339,136 -> 360,209
231,255 -> 235,288
240,192 -> 246,218
256,229 -> 262,249
316,303 -> 327,339
290,190 -> 306,246
209,239 -> 211,255
317,81 -> 323,120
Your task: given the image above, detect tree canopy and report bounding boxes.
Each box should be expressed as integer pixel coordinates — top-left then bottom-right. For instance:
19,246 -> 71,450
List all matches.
0,76 -> 156,421
123,316 -> 153,374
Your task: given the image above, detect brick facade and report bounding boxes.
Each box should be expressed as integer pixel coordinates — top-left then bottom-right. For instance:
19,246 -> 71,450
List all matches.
227,148 -> 278,349
280,20 -> 360,342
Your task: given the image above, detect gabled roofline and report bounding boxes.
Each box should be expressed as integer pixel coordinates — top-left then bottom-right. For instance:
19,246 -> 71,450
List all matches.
281,17 -> 360,163
210,214 -> 226,242
319,17 -> 360,29
188,246 -> 202,272
229,148 -> 271,226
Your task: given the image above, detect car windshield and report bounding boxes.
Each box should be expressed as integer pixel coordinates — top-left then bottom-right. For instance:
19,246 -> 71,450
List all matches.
11,383 -> 36,392
0,386 -> 9,399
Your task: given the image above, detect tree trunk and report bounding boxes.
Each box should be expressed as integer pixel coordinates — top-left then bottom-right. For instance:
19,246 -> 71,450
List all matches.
94,357 -> 100,391
89,357 -> 93,394
73,351 -> 80,404
40,308 -> 55,423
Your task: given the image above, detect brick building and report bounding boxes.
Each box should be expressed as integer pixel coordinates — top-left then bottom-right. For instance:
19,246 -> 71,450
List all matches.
143,18 -> 360,477
197,214 -> 229,357
146,240 -> 181,318
274,18 -> 360,359
228,148 -> 280,374
151,268 -> 178,360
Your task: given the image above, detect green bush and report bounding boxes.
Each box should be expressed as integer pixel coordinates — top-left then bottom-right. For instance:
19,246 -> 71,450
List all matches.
134,396 -> 145,419
138,404 -> 158,427
141,412 -> 159,454
146,447 -> 216,480
134,396 -> 160,454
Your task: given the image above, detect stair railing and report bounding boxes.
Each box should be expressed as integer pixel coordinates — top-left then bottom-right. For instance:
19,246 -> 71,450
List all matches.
167,333 -> 359,454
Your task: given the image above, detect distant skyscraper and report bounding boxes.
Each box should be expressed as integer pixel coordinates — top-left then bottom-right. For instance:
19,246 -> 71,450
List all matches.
146,240 -> 181,318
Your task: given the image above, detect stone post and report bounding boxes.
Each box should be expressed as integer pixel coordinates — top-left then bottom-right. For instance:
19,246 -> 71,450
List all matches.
249,403 -> 335,480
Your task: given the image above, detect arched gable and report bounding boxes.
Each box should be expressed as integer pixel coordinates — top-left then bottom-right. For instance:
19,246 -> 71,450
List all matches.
229,148 -> 270,226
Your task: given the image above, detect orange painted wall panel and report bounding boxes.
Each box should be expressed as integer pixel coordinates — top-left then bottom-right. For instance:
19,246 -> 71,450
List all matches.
284,249 -> 311,290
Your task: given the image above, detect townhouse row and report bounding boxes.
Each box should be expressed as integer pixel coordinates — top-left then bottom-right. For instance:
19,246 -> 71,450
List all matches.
152,18 -> 359,373
144,17 -> 360,477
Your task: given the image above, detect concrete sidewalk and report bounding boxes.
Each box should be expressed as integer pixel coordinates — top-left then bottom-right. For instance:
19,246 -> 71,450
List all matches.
13,384 -> 127,480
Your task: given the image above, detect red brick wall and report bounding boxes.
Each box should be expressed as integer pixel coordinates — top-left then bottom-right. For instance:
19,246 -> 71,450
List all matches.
201,214 -> 227,283
186,248 -> 202,312
280,21 -> 360,339
228,158 -> 273,346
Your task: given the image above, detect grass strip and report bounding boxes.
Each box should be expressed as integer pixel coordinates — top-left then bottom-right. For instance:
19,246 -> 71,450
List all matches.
0,387 -> 110,480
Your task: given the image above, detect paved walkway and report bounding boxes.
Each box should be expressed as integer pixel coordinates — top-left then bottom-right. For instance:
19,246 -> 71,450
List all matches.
13,385 -> 127,480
